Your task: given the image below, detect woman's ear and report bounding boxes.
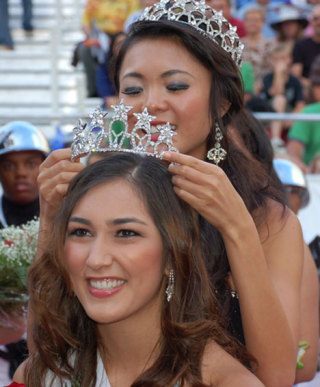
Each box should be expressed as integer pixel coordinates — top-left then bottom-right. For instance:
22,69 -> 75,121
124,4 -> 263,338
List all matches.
219,99 -> 231,118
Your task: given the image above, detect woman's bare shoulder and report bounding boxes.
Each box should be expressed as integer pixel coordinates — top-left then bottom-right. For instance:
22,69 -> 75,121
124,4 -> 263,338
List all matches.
12,360 -> 27,383
201,342 -> 265,387
257,199 -> 302,246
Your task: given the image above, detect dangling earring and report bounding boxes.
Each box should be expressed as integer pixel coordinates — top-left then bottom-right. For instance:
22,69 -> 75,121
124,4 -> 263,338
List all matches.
206,122 -> 227,165
165,269 -> 175,302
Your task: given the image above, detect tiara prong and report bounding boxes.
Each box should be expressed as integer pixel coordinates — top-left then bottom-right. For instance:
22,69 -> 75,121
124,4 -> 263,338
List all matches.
71,101 -> 178,161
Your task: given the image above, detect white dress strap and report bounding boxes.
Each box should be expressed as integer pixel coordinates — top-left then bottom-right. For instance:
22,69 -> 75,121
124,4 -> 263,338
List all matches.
96,352 -> 111,386
43,351 -> 111,386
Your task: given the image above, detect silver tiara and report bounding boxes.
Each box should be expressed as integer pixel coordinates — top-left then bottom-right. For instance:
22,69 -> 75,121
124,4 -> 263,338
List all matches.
139,0 -> 244,66
71,101 -> 178,161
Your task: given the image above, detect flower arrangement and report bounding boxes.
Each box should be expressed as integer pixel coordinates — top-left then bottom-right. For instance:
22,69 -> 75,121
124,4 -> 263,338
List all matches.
0,219 -> 39,328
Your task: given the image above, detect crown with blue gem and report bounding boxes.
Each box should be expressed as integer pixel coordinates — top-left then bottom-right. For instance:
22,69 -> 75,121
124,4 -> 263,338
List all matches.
71,101 -> 178,161
139,0 -> 244,66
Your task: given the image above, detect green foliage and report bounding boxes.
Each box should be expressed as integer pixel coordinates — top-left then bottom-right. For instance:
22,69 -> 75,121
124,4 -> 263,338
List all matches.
0,219 -> 39,307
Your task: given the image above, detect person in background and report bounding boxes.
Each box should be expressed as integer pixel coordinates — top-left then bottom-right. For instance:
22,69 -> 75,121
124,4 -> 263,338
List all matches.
0,121 -> 49,228
206,0 -> 246,37
292,4 -> 320,90
0,0 -> 33,50
287,101 -> 320,173
0,121 -> 49,382
240,61 -> 256,103
241,6 -> 275,93
259,42 -> 305,148
269,4 -> 308,46
236,0 -> 276,38
77,0 -> 139,99
95,31 -> 127,109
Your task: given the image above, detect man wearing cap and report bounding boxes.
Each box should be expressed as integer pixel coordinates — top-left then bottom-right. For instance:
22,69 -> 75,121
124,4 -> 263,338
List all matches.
0,121 -> 49,228
0,121 -> 49,384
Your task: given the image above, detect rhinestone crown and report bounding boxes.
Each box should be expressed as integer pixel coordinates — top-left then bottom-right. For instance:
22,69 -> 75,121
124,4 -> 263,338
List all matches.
139,0 -> 244,66
71,101 -> 178,161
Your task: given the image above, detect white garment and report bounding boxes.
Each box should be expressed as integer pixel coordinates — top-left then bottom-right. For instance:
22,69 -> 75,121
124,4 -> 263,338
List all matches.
45,352 -> 111,386
0,193 -> 8,227
296,371 -> 320,387
0,345 -> 11,386
298,174 -> 320,244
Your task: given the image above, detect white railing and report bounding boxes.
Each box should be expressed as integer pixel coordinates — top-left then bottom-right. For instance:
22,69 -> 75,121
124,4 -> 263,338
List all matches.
254,112 -> 320,122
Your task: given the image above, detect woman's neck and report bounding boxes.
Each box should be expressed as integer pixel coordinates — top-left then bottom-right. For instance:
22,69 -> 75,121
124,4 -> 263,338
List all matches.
98,301 -> 162,381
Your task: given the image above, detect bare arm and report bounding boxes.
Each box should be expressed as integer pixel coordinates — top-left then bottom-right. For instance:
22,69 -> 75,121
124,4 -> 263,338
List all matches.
202,342 -> 265,387
224,204 -> 303,387
295,244 -> 320,383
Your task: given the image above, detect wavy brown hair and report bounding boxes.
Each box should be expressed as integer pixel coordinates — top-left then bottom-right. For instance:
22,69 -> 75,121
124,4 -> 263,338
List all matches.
26,153 -> 252,386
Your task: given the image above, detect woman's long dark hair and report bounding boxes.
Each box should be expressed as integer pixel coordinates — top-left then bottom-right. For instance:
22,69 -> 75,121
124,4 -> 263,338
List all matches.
113,20 -> 286,296
26,154 -> 252,386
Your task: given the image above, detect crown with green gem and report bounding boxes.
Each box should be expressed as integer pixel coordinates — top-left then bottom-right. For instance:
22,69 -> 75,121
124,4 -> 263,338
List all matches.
71,101 -> 178,161
139,0 -> 243,66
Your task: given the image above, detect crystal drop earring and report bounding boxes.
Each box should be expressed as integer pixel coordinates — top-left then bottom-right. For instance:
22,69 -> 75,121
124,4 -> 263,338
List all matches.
207,122 -> 227,165
165,269 -> 175,302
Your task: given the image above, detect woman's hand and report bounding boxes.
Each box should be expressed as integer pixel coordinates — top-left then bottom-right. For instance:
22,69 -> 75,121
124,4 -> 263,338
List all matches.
162,152 -> 252,235
37,148 -> 84,225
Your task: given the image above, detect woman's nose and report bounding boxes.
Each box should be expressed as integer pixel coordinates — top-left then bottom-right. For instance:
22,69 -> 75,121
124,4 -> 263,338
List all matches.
144,91 -> 168,115
86,237 -> 114,270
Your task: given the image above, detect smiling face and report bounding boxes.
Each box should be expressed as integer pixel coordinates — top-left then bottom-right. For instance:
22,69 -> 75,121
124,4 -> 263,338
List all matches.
64,179 -> 165,327
118,38 -> 212,160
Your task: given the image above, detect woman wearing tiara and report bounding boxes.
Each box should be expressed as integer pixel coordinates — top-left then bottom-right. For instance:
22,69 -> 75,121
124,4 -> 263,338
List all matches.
10,153 -> 263,386
33,1 -> 306,385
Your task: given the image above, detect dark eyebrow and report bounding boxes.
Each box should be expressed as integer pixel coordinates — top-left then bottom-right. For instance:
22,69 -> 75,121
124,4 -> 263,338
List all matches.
110,217 -> 148,226
122,72 -> 143,80
122,69 -> 194,80
161,69 -> 195,79
69,216 -> 148,226
69,216 -> 91,225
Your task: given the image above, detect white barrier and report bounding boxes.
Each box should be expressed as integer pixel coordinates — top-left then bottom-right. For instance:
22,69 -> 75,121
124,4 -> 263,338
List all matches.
298,174 -> 320,244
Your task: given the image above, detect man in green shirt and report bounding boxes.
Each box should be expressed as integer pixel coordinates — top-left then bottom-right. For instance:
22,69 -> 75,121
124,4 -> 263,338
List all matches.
287,102 -> 320,172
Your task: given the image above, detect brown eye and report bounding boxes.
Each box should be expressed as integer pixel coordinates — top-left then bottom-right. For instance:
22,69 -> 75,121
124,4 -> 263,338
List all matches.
117,229 -> 139,237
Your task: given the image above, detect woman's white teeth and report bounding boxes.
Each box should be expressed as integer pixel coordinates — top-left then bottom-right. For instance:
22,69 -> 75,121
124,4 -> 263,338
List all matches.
90,279 -> 125,290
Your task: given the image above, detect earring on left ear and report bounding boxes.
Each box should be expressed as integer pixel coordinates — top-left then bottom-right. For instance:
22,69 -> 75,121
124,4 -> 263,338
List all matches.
206,121 -> 227,165
165,269 -> 175,302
